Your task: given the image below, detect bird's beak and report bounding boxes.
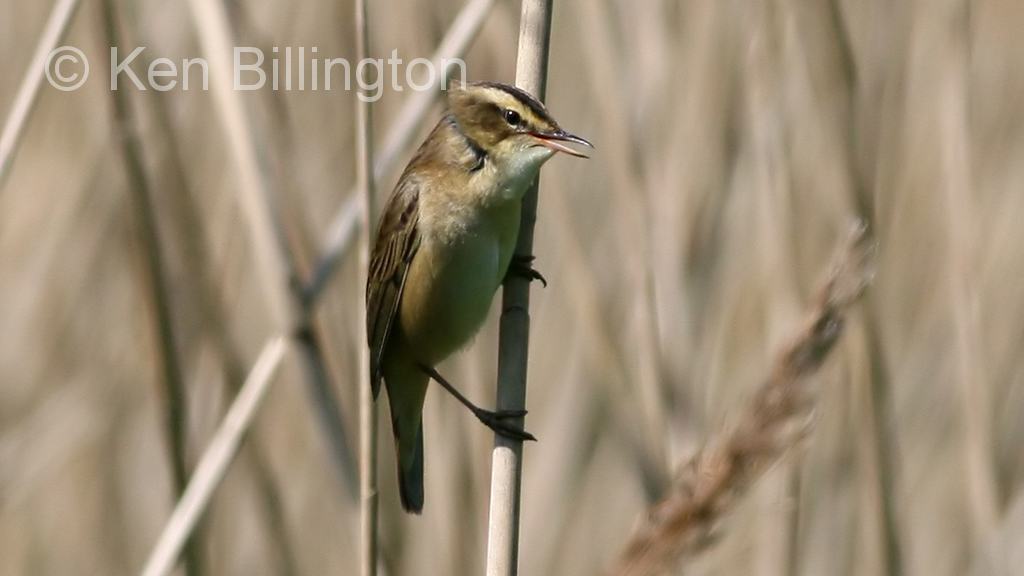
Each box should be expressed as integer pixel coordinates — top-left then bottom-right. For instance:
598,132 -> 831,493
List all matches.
529,129 -> 594,158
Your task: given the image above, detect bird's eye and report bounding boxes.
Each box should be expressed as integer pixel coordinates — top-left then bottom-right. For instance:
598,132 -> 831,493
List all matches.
503,109 -> 522,127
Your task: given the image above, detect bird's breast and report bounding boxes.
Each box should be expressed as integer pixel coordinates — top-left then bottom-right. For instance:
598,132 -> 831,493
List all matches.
399,200 -> 522,364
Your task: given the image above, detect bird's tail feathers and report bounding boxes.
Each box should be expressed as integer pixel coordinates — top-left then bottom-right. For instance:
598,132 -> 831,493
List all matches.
391,415 -> 424,513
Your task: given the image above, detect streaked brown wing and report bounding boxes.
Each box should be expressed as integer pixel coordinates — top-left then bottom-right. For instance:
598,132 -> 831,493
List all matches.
366,175 -> 421,398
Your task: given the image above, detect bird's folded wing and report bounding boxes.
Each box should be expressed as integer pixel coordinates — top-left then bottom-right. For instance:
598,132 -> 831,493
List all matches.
366,176 -> 421,398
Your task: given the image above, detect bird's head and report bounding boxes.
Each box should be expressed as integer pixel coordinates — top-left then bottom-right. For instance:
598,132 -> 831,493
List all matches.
446,81 -> 592,172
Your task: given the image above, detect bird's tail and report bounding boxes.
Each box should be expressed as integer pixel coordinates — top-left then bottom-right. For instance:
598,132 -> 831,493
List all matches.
383,361 -> 428,514
381,349 -> 428,513
391,416 -> 424,513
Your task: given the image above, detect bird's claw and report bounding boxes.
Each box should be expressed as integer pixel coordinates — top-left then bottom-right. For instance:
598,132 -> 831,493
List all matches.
506,254 -> 547,287
473,408 -> 537,442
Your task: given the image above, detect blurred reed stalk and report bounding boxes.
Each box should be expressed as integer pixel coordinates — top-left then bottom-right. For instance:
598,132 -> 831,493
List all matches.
608,226 -> 873,576
0,0 -> 82,192
140,47 -> 299,576
138,1 -> 498,573
937,0 -> 1000,547
186,0 -> 360,500
140,338 -> 288,576
576,0 -> 671,488
305,0 -> 497,302
485,1 -> 552,574
827,1 -> 906,571
98,1 -> 200,575
355,0 -> 379,572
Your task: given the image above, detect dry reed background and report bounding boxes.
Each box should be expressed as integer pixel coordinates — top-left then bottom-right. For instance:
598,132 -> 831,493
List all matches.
2,0 -> 1024,575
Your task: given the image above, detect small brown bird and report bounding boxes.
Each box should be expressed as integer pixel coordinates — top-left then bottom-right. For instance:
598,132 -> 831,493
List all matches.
366,81 -> 592,513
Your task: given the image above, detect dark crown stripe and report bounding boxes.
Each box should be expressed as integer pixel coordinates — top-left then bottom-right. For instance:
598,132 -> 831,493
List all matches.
473,81 -> 554,126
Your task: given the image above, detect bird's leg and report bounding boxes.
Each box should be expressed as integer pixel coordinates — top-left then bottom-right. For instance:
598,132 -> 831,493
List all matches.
417,363 -> 537,442
505,254 -> 547,287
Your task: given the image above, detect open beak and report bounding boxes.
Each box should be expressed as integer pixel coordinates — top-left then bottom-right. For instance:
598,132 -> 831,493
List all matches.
529,129 -> 594,158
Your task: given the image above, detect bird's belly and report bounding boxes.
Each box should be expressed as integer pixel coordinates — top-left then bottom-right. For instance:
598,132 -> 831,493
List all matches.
398,232 -> 508,364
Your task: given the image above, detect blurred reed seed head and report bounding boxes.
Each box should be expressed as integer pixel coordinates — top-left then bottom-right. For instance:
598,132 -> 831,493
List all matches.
610,225 -> 873,576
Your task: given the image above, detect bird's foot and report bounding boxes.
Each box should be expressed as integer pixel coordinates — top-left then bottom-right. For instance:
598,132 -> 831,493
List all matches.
418,362 -> 538,441
506,254 -> 547,287
471,407 -> 537,442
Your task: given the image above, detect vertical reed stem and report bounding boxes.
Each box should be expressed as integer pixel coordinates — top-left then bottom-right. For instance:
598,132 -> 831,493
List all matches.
356,0 -> 379,574
485,1 -> 553,574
